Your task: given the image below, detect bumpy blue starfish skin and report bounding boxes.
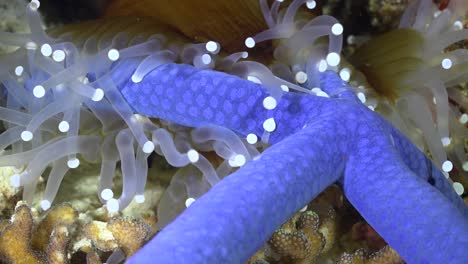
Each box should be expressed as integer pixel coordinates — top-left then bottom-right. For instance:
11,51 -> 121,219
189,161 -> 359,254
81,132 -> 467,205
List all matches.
120,63 -> 468,263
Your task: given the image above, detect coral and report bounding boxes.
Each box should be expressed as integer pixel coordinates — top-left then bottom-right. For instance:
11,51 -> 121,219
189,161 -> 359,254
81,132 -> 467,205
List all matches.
85,221 -> 118,252
247,185 -> 403,264
46,224 -> 72,264
32,203 -> 78,252
85,216 -> 151,259
268,211 -> 325,263
367,0 -> 408,31
107,217 -> 150,257
0,204 -> 45,264
0,201 -> 154,264
0,0 -> 30,54
338,246 -> 403,264
0,167 -> 22,215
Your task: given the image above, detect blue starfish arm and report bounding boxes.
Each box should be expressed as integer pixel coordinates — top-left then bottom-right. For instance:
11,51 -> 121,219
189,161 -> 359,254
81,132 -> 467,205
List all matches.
388,124 -> 468,217
120,63 -> 329,144
344,130 -> 468,263
128,118 -> 347,263
119,63 -> 468,263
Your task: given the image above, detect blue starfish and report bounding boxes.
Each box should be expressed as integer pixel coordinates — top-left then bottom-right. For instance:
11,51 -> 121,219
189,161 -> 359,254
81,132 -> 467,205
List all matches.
122,63 -> 468,263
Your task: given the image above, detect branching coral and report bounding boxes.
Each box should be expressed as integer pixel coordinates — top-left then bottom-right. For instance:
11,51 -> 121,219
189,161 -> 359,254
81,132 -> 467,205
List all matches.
268,211 -> 325,263
85,216 -> 150,259
0,0 -> 466,263
338,246 -> 403,264
248,186 -> 340,264
0,202 -> 153,264
32,203 -> 78,252
0,203 -> 77,264
0,204 -> 45,264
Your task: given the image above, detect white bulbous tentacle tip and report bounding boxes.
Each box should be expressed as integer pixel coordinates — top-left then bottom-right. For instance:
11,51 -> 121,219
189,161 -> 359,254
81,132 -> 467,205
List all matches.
442,160 -> 453,172
15,66 -> 24,76
33,85 -> 45,98
326,52 -> 341,67
339,68 -> 351,82
52,50 -> 66,62
462,161 -> 468,172
92,88 -> 105,102
263,96 -> 277,110
316,91 -> 329,97
201,53 -> 212,65
40,43 -> 52,57
331,23 -> 344,36
441,137 -> 451,147
106,198 -> 119,214
142,141 -> 155,153
108,49 -> 120,61
29,0 -> 40,10
263,118 -> 276,132
58,121 -> 70,133
441,58 -> 452,69
306,0 -> 316,9
246,133 -> 258,144
459,114 -> 468,124
101,189 -> 114,201
453,20 -> 463,30
247,76 -> 262,84
67,158 -> 80,169
312,88 -> 329,98
318,60 -> 328,72
131,74 -> 142,83
10,174 -> 21,188
453,182 -> 464,196
357,92 -> 366,103
295,71 -> 308,84
21,130 -> 33,141
229,154 -> 246,167
185,197 -> 196,208
205,41 -> 220,54
40,200 -> 51,211
245,37 -> 256,48
187,149 -> 200,163
135,194 -> 145,204
25,41 -> 37,50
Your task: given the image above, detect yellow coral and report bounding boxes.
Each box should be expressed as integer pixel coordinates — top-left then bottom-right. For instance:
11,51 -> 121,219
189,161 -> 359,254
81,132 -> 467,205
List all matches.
266,210 -> 327,264
107,217 -> 150,257
85,217 -> 151,259
0,204 -> 45,264
47,224 -> 71,264
32,203 -> 78,252
85,221 -> 118,252
338,246 -> 403,264
0,167 -> 23,214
